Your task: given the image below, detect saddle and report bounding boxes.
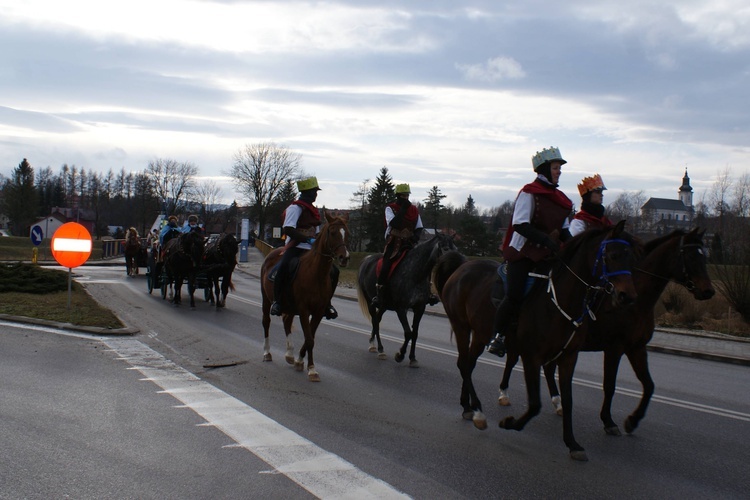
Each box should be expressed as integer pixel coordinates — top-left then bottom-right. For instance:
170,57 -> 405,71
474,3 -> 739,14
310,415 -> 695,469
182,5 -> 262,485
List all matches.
490,261 -> 549,307
268,254 -> 301,283
375,248 -> 409,280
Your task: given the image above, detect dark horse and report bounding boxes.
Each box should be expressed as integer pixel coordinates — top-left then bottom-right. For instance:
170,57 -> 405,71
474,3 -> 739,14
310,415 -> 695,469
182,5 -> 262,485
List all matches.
356,232 -> 457,367
497,228 -> 715,435
260,214 -> 350,382
124,227 -> 141,276
434,221 -> 638,461
163,230 -> 206,309
203,233 -> 239,308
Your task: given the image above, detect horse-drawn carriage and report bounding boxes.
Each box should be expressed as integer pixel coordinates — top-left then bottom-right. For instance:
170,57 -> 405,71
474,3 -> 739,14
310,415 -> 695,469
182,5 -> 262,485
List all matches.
146,232 -> 239,308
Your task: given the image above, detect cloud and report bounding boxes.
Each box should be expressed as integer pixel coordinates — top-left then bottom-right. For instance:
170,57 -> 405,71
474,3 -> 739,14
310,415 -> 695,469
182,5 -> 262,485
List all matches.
456,57 -> 526,82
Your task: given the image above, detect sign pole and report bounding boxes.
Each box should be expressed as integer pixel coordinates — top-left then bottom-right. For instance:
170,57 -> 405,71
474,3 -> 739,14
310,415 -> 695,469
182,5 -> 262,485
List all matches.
67,267 -> 73,310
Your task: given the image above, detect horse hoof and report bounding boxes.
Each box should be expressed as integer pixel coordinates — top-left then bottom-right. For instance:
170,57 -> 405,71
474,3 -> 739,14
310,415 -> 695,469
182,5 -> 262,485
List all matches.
473,411 -> 487,430
462,411 -> 474,421
308,371 -> 320,382
498,416 -> 515,429
551,396 -> 563,416
498,390 -> 510,406
624,417 -> 637,434
569,450 -> 589,462
604,426 -> 622,436
263,353 -> 272,362
285,354 -> 295,365
294,360 -> 304,372
409,359 -> 419,368
395,352 -> 405,363
377,352 -> 387,361
368,344 -> 377,353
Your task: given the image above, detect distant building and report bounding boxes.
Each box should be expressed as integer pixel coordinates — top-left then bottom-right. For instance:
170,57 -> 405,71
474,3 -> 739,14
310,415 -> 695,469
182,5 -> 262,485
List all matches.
641,170 -> 694,233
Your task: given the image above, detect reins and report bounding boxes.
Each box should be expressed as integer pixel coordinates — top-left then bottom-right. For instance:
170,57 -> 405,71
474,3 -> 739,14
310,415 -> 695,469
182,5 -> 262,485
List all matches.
632,235 -> 702,293
542,236 -> 633,365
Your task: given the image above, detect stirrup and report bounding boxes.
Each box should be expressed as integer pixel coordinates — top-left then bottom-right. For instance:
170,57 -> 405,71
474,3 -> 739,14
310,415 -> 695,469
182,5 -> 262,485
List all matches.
487,334 -> 506,357
325,305 -> 338,320
270,301 -> 282,316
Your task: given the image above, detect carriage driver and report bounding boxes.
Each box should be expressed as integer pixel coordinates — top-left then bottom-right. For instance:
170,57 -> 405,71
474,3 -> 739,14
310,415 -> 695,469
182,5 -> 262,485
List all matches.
159,215 -> 181,246
183,214 -> 205,236
270,176 -> 338,320
487,147 -> 574,357
569,174 -> 613,237
371,183 -> 438,309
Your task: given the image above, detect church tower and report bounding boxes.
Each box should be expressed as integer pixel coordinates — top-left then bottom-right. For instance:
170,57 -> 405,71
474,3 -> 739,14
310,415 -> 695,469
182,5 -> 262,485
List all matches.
679,169 -> 693,208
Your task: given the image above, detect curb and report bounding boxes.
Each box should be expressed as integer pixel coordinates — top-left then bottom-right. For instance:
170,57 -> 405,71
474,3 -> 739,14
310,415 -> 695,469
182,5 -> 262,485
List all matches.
0,313 -> 139,336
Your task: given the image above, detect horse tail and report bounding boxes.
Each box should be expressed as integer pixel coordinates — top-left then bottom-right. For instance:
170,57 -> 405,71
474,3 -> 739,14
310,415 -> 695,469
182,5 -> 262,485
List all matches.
433,250 -> 467,296
356,282 -> 372,322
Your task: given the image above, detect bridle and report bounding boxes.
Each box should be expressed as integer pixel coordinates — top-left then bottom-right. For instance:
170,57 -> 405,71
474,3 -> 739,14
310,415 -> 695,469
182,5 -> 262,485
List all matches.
540,235 -> 634,365
633,235 -> 703,293
316,222 -> 349,260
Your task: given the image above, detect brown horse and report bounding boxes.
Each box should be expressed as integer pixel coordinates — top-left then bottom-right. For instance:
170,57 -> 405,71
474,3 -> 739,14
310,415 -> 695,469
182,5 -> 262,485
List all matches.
497,228 -> 715,435
260,214 -> 350,382
434,221 -> 638,461
124,227 -> 141,276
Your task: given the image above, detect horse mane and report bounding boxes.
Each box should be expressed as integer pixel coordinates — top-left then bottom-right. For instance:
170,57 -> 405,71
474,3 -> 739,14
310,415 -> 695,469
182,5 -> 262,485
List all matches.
559,226 -> 609,261
643,229 -> 687,254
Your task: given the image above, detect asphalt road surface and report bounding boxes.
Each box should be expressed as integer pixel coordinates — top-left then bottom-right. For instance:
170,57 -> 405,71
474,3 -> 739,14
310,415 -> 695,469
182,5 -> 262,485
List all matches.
2,264 -> 748,499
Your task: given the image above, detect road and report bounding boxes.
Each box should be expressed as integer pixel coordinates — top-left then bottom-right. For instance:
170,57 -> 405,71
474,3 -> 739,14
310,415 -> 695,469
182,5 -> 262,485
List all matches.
3,264 -> 749,499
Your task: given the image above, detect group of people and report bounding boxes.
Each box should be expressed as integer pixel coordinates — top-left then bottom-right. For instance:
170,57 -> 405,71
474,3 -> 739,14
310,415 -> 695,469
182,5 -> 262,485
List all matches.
267,147 -> 613,360
145,214 -> 206,260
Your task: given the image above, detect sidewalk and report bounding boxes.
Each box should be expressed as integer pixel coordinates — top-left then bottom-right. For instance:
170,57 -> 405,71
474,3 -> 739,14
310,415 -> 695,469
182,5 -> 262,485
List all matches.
236,248 -> 750,367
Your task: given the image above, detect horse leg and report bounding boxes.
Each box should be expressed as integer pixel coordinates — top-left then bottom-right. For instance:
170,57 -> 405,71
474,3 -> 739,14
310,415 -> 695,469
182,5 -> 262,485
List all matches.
306,315 -> 323,382
394,309 -> 412,364
459,335 -> 488,430
369,307 -> 387,360
499,356 -> 542,432
188,274 -> 197,309
262,285 -> 273,362
173,275 -> 182,305
283,314 -> 295,365
600,349 -> 624,435
557,352 -> 587,461
544,362 -> 562,416
623,346 -> 654,434
406,306 -> 425,367
498,350 -> 520,406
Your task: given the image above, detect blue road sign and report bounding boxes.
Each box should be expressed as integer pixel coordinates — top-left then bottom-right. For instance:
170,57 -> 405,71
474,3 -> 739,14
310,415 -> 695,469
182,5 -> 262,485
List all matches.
31,226 -> 43,246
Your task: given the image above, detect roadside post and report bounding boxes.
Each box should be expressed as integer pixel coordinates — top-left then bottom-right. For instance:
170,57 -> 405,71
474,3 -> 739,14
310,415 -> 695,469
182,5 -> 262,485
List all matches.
30,226 -> 43,264
50,222 -> 93,309
240,218 -> 249,263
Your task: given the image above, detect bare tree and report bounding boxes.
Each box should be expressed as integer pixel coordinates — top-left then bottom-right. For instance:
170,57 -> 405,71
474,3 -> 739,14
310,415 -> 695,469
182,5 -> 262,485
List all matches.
227,142 -> 302,238
607,190 -> 646,233
732,171 -> 750,217
146,158 -> 198,216
709,166 -> 732,235
349,178 -> 370,251
194,179 -> 223,233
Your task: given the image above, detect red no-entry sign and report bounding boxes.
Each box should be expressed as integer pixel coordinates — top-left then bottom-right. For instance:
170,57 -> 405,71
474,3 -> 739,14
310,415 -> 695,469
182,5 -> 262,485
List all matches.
51,222 -> 92,268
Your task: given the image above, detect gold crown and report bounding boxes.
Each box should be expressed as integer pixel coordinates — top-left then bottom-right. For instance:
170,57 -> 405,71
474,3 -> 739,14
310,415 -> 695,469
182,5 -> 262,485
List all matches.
395,183 -> 411,194
297,176 -> 320,191
577,174 -> 606,196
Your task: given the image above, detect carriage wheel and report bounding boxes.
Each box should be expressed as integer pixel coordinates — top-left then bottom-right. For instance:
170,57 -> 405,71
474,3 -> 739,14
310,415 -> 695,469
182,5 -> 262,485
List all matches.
204,286 -> 211,302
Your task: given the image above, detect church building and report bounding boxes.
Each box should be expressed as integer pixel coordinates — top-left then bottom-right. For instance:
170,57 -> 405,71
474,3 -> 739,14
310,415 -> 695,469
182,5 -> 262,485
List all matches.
641,170 -> 694,231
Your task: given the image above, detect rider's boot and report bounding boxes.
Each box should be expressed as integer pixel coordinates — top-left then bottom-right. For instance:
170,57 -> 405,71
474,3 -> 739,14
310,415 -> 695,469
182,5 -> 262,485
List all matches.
487,297 -> 518,358
270,271 -> 284,316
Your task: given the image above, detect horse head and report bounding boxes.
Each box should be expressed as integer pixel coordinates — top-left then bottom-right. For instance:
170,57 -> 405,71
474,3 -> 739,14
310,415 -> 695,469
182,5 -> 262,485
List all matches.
675,228 -> 715,300
180,231 -> 206,268
319,213 -> 350,267
219,234 -> 239,264
563,220 -> 638,308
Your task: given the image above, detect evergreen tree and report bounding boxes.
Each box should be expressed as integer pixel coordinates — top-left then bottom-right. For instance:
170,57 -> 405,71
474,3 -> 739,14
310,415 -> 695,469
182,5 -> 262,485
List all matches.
2,158 -> 39,236
364,167 -> 395,252
423,185 -> 446,231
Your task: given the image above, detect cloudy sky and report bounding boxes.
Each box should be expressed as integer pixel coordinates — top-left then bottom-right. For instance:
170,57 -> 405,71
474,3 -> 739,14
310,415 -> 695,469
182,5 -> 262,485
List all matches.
1,0 -> 748,212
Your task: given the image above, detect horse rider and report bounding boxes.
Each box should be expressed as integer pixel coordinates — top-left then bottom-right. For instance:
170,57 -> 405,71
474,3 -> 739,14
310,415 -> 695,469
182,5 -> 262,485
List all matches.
183,214 -> 205,236
569,174 -> 613,236
487,147 -> 574,357
270,176 -> 338,320
159,215 -> 182,246
371,183 -> 437,309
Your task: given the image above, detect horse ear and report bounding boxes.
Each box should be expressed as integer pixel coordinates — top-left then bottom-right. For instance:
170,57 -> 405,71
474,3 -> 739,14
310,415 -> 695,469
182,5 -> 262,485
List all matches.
613,219 -> 626,236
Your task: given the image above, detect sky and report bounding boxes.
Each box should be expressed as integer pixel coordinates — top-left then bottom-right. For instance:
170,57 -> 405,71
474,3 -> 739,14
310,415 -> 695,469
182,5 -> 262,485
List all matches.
1,0 -> 749,213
